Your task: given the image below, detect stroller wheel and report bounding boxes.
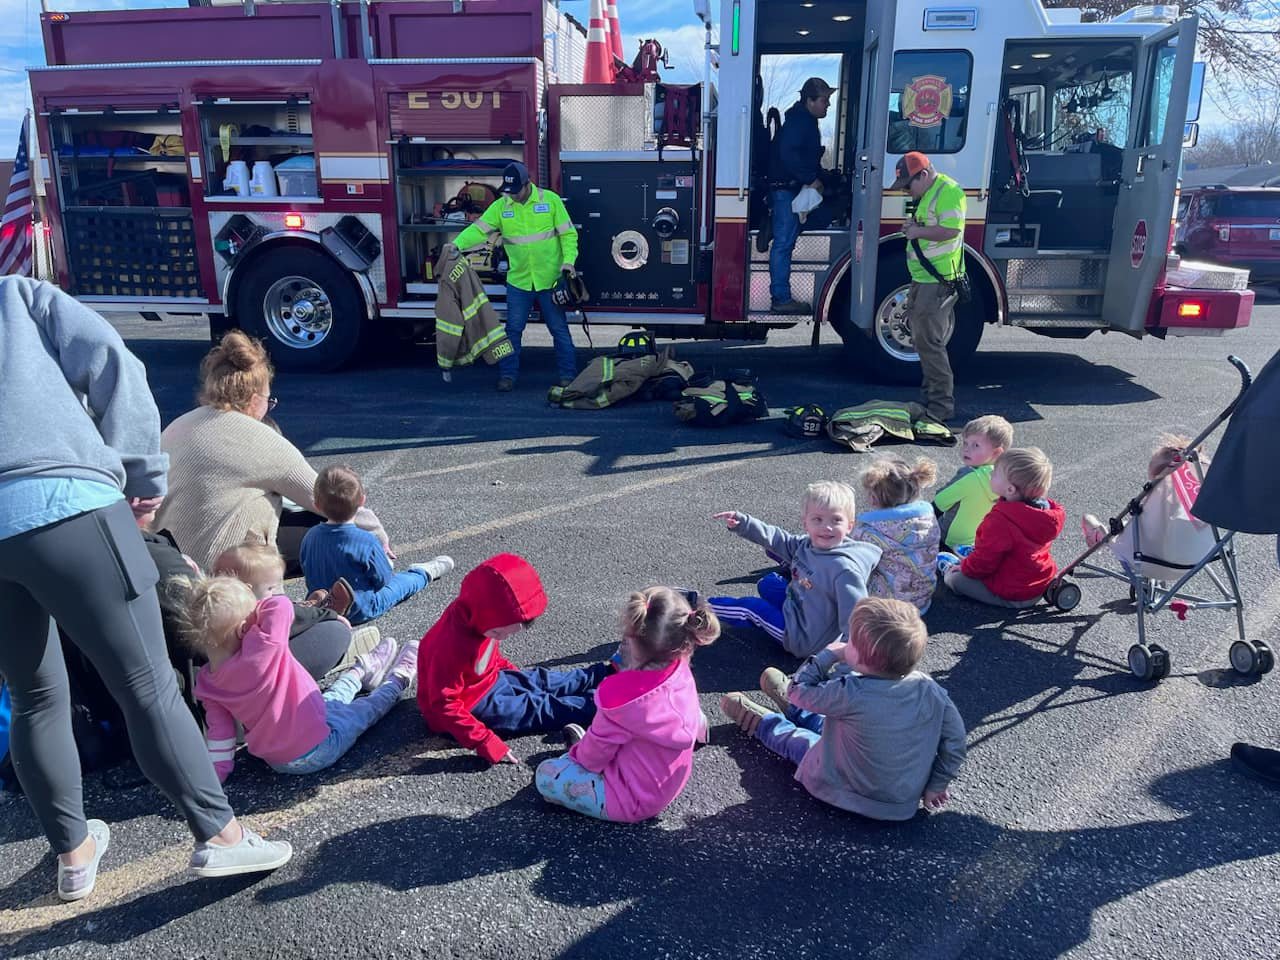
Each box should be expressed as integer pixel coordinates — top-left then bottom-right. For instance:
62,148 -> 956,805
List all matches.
1128,644 -> 1156,682
1149,643 -> 1171,680
1229,640 -> 1262,676
1257,642 -> 1275,675
1054,582 -> 1083,612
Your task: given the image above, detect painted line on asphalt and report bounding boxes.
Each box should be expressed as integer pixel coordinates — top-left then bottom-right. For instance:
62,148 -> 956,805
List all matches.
0,740 -> 453,936
390,448 -> 779,556
383,455 -> 534,483
870,569 -> 1280,960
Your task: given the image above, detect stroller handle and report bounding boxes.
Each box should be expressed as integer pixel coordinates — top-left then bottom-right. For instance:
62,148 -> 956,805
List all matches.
1227,355 -> 1252,397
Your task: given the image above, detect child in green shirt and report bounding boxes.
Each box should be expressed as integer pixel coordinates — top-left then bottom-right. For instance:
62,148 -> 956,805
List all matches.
933,415 -> 1013,551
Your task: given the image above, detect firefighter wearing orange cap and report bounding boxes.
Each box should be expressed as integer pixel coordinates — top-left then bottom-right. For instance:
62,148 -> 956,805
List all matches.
891,151 -> 967,423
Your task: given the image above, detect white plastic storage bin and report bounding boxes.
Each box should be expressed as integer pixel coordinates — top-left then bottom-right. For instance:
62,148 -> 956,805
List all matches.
275,155 -> 317,197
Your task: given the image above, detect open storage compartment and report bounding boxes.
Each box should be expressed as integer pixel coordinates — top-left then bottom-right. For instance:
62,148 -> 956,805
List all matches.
198,97 -> 317,200
48,106 -> 204,297
387,90 -> 529,298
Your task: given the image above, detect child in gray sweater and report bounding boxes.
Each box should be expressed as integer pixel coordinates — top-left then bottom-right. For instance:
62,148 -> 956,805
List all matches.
721,597 -> 966,821
708,481 -> 881,659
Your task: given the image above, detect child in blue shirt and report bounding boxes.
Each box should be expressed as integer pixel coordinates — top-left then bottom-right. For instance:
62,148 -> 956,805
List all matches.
301,465 -> 453,624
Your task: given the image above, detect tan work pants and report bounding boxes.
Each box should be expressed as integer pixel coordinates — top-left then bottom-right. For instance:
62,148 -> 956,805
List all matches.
906,280 -> 957,421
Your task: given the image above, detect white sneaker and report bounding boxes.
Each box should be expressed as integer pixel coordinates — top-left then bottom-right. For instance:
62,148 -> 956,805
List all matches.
410,555 -> 455,582
355,635 -> 400,693
57,819 -> 110,902
190,826 -> 293,878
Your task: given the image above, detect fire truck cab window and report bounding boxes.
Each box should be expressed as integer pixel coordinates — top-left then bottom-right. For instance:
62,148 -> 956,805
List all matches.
887,51 -> 972,155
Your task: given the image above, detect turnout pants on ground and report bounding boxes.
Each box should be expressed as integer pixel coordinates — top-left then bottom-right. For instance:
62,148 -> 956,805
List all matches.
470,664 -> 611,733
500,284 -> 578,383
0,501 -> 233,852
907,280 -> 956,419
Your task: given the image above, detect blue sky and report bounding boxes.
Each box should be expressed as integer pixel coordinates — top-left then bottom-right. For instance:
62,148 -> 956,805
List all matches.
0,0 -> 1247,160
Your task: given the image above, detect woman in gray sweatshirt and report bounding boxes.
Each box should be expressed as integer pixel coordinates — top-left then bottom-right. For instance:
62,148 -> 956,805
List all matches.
0,277 -> 291,901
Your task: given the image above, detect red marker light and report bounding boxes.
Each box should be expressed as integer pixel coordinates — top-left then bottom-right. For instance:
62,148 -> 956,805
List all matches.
283,213 -> 304,229
1177,302 -> 1204,319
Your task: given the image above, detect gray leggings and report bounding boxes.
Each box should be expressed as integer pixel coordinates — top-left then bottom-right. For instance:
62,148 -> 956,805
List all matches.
0,500 -> 234,853
943,569 -> 1040,610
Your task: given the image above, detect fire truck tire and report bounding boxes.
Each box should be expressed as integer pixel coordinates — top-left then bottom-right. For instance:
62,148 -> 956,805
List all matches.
235,247 -> 364,373
839,261 -> 983,385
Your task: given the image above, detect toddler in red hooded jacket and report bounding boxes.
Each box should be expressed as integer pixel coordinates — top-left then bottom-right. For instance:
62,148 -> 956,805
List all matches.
942,447 -> 1064,609
535,587 -> 719,822
416,554 -> 610,765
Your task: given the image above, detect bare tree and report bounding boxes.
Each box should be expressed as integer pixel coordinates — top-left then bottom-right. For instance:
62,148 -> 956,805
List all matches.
1188,105 -> 1280,165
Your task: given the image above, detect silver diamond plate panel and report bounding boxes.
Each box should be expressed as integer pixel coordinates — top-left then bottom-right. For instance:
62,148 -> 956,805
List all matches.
1006,257 -> 1105,290
1166,260 -> 1250,291
750,232 -> 836,265
559,92 -> 654,152
207,210 -> 387,301
749,267 -> 815,312
1007,293 -> 1101,315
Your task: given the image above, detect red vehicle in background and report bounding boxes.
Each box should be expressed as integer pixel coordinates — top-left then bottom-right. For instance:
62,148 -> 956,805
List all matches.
1178,187 -> 1280,286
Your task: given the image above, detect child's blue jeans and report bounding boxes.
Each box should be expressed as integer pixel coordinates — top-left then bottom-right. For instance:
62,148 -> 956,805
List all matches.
470,663 -> 611,734
708,572 -> 787,643
350,569 -> 429,625
755,708 -> 824,765
271,669 -> 404,775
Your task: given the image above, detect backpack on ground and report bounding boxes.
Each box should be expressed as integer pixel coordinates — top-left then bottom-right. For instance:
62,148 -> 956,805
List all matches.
674,371 -> 768,426
826,400 -> 957,452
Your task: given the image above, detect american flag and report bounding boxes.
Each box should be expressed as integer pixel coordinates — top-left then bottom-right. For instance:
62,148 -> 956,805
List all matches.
0,114 -> 33,277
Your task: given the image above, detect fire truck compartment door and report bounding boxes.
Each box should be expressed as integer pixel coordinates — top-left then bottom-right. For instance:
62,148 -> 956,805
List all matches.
849,0 -> 896,332
1101,15 -> 1197,333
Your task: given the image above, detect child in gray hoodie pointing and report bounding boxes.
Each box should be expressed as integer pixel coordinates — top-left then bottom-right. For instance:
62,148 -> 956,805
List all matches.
708,481 -> 881,659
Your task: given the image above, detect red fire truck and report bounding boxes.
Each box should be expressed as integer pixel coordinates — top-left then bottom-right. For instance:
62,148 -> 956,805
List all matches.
29,0 -> 1252,377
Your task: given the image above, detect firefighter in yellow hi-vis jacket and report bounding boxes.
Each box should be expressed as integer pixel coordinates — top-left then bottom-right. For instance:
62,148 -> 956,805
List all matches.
448,161 -> 580,392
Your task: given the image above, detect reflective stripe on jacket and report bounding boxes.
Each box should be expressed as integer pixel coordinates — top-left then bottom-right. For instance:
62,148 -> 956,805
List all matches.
906,173 -> 966,283
454,184 -> 579,292
434,246 -> 512,369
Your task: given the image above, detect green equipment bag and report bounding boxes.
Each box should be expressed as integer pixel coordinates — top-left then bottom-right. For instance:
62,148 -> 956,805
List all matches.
826,400 -> 957,452
673,371 -> 767,427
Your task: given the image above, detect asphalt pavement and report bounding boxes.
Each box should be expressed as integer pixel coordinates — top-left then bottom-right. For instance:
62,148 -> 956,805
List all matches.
2,301 -> 1279,959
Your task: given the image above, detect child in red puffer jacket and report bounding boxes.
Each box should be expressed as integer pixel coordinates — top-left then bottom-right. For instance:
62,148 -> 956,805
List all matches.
942,447 -> 1064,609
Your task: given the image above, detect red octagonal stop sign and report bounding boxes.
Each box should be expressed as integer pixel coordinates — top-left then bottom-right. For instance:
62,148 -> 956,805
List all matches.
1131,219 -> 1148,269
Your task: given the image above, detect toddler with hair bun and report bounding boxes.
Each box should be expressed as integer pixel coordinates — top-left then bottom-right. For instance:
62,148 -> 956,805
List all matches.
535,587 -> 719,822
853,457 -> 942,613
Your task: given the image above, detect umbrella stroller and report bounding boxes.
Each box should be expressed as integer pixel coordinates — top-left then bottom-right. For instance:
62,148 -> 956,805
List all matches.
1044,356 -> 1270,682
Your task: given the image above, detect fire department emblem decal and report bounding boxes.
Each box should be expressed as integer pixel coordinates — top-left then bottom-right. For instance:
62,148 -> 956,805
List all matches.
902,75 -> 953,128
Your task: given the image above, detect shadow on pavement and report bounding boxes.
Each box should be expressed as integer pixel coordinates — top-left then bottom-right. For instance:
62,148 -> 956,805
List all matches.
242,760 -> 1278,960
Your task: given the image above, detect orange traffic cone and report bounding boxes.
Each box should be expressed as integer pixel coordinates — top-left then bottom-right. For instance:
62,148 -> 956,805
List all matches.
584,0 -> 615,83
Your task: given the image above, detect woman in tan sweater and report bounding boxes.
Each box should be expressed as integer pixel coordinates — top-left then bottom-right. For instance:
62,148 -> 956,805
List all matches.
155,331 -> 389,573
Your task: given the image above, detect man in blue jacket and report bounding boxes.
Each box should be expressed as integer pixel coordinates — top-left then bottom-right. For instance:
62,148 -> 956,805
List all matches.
766,77 -> 834,315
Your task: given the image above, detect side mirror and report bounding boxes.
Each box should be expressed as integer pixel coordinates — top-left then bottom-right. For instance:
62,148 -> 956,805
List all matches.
1183,122 -> 1198,149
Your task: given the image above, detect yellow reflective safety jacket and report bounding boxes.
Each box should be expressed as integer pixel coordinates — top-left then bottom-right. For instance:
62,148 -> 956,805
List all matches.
433,246 -> 512,370
454,184 -> 579,292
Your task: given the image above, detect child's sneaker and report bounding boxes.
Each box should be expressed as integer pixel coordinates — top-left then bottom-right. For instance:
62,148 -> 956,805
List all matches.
759,667 -> 791,714
410,556 -> 455,582
955,544 -> 974,559
720,693 -> 771,736
355,635 -> 399,693
189,827 -> 293,878
936,552 -> 962,576
387,638 -> 419,693
563,723 -> 586,747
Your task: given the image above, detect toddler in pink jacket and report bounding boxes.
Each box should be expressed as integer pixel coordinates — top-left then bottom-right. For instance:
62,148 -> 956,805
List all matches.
535,587 -> 719,822
172,578 -> 417,780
